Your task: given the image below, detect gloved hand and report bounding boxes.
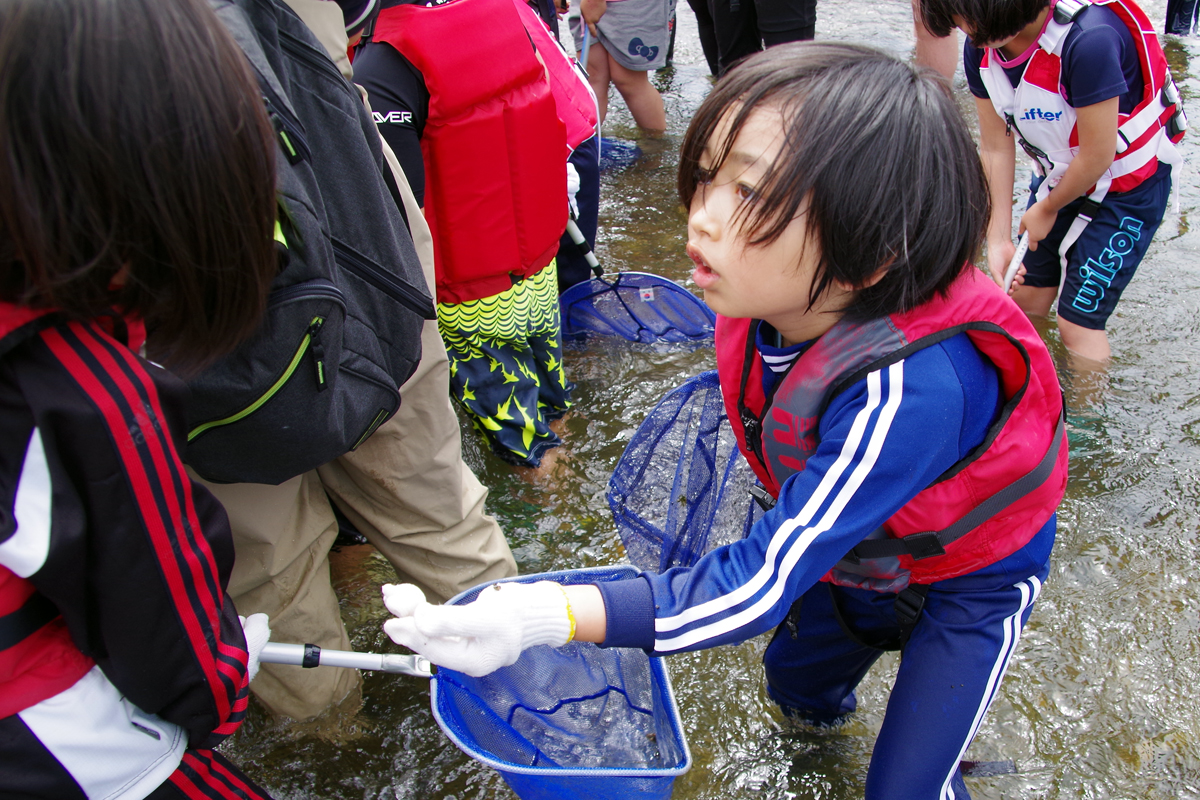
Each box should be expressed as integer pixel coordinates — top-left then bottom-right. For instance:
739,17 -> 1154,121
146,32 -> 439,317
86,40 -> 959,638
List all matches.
566,161 -> 581,218
238,613 -> 271,683
381,581 -> 574,677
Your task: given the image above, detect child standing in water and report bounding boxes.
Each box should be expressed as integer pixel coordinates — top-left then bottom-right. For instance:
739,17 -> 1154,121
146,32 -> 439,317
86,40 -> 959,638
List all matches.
0,0 -> 277,795
384,43 -> 1068,797
920,0 -> 1185,365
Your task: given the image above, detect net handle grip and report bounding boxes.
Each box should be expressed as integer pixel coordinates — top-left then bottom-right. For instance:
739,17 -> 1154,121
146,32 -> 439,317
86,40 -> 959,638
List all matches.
566,216 -> 604,278
1003,232 -> 1029,292
260,642 -> 434,678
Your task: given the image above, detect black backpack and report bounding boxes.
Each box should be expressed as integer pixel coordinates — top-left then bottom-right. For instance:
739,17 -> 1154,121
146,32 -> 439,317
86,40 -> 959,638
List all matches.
188,0 -> 434,485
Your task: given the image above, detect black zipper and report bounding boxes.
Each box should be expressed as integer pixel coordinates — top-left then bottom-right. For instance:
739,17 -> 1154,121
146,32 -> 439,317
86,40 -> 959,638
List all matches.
331,239 -> 435,320
279,30 -> 352,90
268,279 -> 346,310
308,317 -> 328,392
262,89 -> 311,165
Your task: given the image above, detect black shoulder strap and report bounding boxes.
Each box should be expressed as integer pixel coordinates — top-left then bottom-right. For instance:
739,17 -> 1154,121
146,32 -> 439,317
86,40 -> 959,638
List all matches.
847,409 -> 1065,563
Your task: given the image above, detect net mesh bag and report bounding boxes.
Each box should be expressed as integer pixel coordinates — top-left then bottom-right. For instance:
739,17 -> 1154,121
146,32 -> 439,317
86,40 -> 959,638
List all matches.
607,371 -> 763,572
559,272 -> 716,343
430,566 -> 691,800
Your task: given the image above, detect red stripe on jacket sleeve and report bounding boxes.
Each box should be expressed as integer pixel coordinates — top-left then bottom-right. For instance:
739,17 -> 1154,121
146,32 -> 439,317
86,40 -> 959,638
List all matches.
71,323 -> 249,671
40,324 -> 241,720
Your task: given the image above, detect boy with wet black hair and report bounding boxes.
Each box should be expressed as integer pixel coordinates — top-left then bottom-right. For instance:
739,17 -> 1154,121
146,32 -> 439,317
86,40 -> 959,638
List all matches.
383,43 -> 1069,798
921,0 -> 1185,364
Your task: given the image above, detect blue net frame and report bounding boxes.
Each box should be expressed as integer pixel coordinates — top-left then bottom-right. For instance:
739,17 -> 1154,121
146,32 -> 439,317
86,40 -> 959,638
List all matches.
607,371 -> 763,573
430,566 -> 692,800
559,272 -> 716,344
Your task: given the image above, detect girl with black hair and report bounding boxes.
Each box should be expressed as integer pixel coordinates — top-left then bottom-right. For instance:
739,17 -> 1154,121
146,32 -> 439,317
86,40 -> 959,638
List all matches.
0,0 -> 279,796
383,43 -> 1068,797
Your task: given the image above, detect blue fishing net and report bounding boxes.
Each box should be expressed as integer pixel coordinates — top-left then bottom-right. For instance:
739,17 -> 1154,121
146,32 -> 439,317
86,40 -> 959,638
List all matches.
559,272 -> 716,343
430,566 -> 691,800
607,371 -> 763,572
600,137 -> 642,172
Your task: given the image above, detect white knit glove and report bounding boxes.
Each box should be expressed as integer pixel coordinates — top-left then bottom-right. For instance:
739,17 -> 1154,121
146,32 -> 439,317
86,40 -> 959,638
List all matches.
381,582 -> 574,677
238,613 -> 271,683
566,161 -> 581,218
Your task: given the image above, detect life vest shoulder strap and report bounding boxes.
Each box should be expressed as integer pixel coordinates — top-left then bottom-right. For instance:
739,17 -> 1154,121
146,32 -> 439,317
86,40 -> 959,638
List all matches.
846,410 -> 1065,562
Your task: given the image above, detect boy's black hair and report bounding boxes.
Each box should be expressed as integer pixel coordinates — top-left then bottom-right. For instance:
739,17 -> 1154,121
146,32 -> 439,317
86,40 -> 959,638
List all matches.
678,42 -> 991,323
0,0 -> 278,373
919,0 -> 1049,46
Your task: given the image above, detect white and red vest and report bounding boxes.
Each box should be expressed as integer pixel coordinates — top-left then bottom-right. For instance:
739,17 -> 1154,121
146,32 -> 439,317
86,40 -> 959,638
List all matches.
373,0 -> 568,303
978,0 -> 1184,205
716,268 -> 1068,584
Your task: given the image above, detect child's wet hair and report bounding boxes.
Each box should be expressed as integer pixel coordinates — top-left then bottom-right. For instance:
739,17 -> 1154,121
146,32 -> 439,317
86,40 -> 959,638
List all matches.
0,0 -> 278,373
920,0 -> 1049,46
678,42 -> 990,322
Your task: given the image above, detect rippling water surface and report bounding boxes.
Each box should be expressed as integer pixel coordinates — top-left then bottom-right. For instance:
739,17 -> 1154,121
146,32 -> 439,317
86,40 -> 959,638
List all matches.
227,3 -> 1200,796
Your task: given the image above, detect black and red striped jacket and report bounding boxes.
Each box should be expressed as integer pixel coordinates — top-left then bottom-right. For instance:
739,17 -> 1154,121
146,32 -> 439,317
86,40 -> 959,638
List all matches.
0,304 -> 253,793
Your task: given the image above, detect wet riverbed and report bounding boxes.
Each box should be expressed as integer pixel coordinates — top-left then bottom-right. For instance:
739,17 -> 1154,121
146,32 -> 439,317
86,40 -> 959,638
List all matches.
226,3 -> 1200,797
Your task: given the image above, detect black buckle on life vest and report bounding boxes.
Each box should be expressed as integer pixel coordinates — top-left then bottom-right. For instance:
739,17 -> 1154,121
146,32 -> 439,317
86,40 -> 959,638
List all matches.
1077,197 -> 1103,224
903,531 -> 947,560
748,484 -> 776,512
1053,0 -> 1086,24
894,584 -> 930,629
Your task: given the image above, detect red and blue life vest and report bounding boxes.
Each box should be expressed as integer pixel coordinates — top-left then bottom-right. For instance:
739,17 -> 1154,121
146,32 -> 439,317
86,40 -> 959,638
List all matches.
716,268 -> 1068,584
373,0 -> 568,304
978,0 -> 1184,205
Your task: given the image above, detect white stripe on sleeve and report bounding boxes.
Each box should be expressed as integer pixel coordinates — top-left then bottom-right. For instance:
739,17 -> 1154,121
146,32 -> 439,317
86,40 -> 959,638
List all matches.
655,362 -> 906,651
1,428 -> 52,578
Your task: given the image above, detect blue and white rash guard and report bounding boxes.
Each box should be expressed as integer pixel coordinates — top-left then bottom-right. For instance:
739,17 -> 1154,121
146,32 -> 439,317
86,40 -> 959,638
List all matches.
597,330 -> 1024,655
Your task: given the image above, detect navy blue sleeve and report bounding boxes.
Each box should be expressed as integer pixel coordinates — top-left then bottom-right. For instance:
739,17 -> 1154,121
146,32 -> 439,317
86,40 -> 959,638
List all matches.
1061,5 -> 1143,112
965,40 -> 988,99
353,42 -> 428,205
600,333 -> 1001,653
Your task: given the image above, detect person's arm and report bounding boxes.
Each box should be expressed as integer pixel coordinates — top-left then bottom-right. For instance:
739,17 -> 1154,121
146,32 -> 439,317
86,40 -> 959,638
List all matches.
1023,18 -> 1129,251
12,322 -> 253,747
1020,98 -> 1118,251
976,95 -> 1019,285
353,42 -> 428,206
580,0 -> 606,35
385,337 -> 999,667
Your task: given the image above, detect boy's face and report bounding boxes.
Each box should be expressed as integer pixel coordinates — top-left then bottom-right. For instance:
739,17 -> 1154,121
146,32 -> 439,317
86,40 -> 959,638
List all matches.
686,105 -> 851,345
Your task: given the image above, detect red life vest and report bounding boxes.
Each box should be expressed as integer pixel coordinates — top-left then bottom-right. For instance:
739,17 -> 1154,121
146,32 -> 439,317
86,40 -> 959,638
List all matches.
978,0 -> 1184,204
716,268 -> 1068,584
0,306 -> 94,719
510,0 -> 598,152
373,0 -> 568,304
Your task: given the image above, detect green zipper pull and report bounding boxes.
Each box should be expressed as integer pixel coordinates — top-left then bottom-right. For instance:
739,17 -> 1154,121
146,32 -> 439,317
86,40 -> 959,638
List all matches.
309,318 -> 327,391
269,109 -> 303,165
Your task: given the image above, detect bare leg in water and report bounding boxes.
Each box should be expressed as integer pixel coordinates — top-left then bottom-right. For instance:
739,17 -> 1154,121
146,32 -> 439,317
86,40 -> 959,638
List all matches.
581,0 -> 666,135
586,40 -> 666,134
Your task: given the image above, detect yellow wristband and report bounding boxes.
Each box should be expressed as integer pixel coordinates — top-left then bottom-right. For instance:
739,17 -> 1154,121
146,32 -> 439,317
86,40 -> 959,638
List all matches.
556,583 -> 576,643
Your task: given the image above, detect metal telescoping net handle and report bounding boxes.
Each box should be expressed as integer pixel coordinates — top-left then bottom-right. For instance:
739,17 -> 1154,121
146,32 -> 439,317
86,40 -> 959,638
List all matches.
259,642 -> 434,678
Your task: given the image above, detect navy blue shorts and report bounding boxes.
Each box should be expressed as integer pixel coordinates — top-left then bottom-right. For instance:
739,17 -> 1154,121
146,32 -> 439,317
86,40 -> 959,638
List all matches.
1022,163 -> 1171,330
763,519 -> 1055,800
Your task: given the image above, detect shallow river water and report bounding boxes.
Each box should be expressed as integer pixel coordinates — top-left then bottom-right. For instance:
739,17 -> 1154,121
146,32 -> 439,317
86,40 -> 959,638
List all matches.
226,2 -> 1200,797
